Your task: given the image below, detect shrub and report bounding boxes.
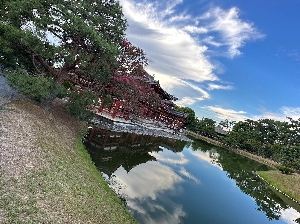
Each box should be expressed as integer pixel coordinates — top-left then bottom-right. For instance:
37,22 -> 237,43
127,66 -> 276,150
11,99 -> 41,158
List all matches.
277,165 -> 294,174
66,90 -> 98,122
6,69 -> 67,105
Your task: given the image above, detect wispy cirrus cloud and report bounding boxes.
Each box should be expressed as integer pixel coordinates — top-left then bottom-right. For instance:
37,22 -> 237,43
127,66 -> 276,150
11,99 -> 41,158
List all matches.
119,0 -> 264,106
182,25 -> 208,34
205,106 -> 248,121
207,83 -> 233,90
156,73 -> 210,105
205,105 -> 300,122
287,50 -> 300,62
202,7 -> 265,58
252,107 -> 300,121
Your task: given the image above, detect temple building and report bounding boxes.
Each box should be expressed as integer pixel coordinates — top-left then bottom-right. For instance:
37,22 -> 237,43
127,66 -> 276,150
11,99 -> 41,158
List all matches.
68,72 -> 188,130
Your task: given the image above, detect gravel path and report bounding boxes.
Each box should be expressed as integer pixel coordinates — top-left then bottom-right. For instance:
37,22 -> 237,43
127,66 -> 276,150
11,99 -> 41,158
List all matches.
0,75 -> 33,178
0,102 -> 46,178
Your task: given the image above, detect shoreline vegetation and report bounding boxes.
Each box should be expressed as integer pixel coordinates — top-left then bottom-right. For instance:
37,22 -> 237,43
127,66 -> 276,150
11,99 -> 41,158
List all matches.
0,99 -> 136,223
185,130 -> 280,168
186,130 -> 300,207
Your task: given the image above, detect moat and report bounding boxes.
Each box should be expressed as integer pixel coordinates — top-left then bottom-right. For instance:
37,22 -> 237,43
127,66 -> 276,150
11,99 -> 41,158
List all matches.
84,128 -> 300,224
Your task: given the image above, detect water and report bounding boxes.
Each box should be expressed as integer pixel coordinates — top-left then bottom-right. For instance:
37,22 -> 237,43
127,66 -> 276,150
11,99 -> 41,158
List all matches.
84,128 -> 300,224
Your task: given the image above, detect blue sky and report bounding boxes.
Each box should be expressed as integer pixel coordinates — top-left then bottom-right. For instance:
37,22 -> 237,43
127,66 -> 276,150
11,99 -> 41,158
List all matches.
119,0 -> 300,122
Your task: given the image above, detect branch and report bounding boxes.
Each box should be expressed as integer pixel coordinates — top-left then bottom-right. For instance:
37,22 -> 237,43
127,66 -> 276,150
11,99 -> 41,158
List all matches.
21,43 -> 59,78
32,54 -> 43,75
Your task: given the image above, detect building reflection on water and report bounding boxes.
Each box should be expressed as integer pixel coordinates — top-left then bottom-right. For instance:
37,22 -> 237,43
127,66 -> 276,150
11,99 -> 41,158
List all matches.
84,126 -> 186,176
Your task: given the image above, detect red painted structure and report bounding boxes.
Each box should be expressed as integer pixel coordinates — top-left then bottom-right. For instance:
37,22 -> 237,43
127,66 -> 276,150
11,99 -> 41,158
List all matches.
68,72 -> 188,130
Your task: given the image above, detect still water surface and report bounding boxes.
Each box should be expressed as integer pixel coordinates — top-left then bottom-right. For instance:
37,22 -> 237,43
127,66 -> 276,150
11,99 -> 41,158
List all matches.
84,128 -> 300,224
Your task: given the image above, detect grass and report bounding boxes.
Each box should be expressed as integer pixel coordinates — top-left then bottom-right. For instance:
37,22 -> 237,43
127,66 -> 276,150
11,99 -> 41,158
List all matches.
0,99 -> 136,223
257,170 -> 300,205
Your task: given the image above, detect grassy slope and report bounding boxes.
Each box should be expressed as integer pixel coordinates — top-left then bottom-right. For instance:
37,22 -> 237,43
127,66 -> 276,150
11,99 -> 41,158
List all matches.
0,100 -> 136,223
257,170 -> 300,204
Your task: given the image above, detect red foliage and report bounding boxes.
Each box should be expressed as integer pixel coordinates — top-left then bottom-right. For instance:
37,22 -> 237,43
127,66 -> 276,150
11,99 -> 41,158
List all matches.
99,39 -> 162,116
106,71 -> 161,116
117,39 -> 148,78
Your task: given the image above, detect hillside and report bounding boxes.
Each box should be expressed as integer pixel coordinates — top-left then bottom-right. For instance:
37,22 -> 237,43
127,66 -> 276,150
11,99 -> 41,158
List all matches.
0,99 -> 136,223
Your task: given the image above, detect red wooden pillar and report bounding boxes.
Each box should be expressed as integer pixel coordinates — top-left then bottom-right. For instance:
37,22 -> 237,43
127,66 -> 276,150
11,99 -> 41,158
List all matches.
88,126 -> 96,141
112,100 -> 120,119
102,131 -> 109,148
125,110 -> 130,120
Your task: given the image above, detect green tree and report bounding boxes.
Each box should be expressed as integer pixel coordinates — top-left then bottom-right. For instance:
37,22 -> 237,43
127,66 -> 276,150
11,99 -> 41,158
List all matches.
197,117 -> 217,137
219,119 -> 236,132
66,90 -> 98,121
0,0 -> 127,84
175,106 -> 195,130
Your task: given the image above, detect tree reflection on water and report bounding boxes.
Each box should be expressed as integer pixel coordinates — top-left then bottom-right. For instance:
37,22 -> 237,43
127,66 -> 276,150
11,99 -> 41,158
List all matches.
190,137 -> 292,220
84,127 -> 299,222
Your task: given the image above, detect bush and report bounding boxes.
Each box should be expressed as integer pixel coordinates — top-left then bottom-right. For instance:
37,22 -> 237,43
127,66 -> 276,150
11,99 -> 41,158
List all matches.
277,165 -> 294,174
66,90 -> 98,122
6,69 -> 67,105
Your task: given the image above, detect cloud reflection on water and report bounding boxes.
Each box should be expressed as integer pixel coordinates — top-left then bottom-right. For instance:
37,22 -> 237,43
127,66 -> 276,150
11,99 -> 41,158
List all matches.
114,161 -> 183,200
107,149 -> 193,224
179,167 -> 200,184
280,207 -> 300,224
189,148 -> 222,169
149,146 -> 188,165
127,198 -> 186,224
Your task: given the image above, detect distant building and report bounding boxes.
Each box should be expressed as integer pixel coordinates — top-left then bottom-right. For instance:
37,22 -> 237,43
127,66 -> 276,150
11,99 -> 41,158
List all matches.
215,125 -> 227,136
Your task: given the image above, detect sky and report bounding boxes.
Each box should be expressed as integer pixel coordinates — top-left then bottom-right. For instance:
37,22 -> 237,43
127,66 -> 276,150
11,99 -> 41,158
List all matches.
118,0 -> 300,123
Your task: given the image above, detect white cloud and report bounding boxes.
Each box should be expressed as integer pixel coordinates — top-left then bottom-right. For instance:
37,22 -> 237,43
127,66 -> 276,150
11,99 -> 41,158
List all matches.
114,162 -> 183,200
281,107 -> 300,119
183,25 -> 208,34
150,148 -> 189,165
109,149 -> 188,223
280,207 -> 300,224
252,107 -> 300,121
164,0 -> 183,15
190,149 -> 222,169
176,97 -> 196,106
203,7 -> 265,58
168,14 -> 191,23
202,36 -> 223,47
204,105 -> 300,122
120,0 -> 217,84
205,106 -> 248,121
128,199 -> 186,224
178,79 -> 210,99
207,83 -> 233,90
287,50 -> 300,62
151,73 -> 210,104
179,167 -> 200,184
